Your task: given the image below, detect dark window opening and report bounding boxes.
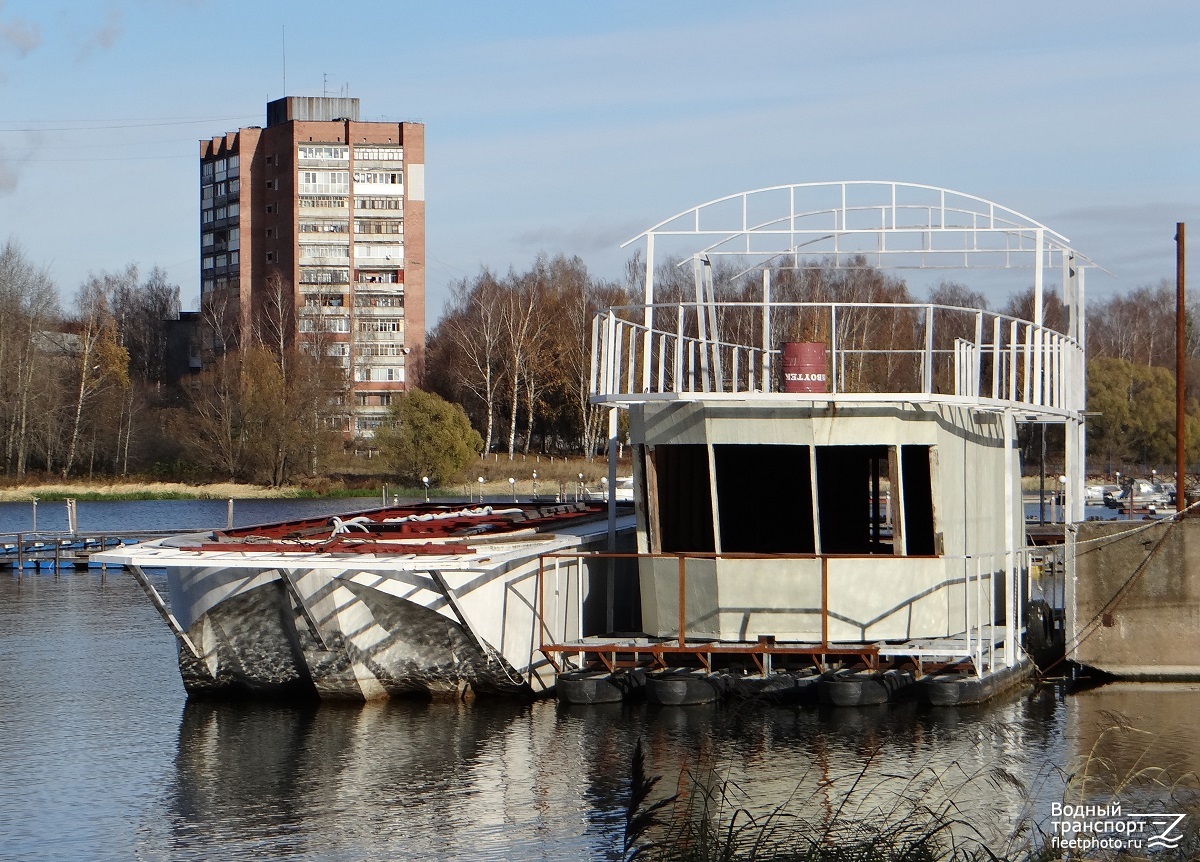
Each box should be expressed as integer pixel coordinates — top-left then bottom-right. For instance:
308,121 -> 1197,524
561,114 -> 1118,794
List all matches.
900,445 -> 936,555
815,446 -> 892,555
650,444 -> 714,553
713,444 -> 814,553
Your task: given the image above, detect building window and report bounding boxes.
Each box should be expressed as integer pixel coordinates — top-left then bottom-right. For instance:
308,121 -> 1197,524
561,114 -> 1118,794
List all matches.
201,233 -> 214,247
264,228 -> 274,239
354,219 -> 402,235
300,221 -> 349,233
298,170 -> 349,195
354,197 -> 403,211
265,252 -> 275,263
298,144 -> 349,160
352,147 -> 403,161
354,293 -> 404,308
299,269 -> 350,285
265,179 -> 277,190
353,170 -> 403,185
265,204 -> 275,214
227,202 -> 239,217
358,318 -> 402,333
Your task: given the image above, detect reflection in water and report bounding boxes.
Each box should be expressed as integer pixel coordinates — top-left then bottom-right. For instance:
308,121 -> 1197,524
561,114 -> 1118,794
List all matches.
4,551 -> 1200,861
1065,683 -> 1200,811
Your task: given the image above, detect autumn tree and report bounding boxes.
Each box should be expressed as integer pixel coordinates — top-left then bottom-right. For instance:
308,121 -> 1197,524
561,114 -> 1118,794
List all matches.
61,276 -> 130,478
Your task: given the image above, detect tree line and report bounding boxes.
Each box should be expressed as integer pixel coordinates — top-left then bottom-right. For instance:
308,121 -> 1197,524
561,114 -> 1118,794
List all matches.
424,253 -> 1200,476
0,234 -> 1194,485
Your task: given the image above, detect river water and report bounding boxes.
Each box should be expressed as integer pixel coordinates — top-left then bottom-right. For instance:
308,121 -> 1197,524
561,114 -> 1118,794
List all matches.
1,498 -> 1197,861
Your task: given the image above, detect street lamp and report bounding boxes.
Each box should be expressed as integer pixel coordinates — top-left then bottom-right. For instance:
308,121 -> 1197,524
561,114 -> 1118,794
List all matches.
477,476 -> 485,504
508,476 -> 516,502
531,471 -> 538,499
422,476 -> 429,502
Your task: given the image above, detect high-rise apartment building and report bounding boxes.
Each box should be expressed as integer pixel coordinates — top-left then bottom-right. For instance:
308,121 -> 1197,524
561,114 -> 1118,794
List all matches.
199,96 -> 424,438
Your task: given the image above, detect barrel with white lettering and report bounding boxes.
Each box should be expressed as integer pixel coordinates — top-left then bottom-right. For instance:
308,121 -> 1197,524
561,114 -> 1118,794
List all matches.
781,342 -> 828,393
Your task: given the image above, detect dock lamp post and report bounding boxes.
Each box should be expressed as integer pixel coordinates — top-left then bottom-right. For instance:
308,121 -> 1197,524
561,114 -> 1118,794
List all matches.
422,476 -> 429,502
601,475 -> 609,502
532,471 -> 538,500
478,476 -> 485,504
508,477 -> 516,503
578,472 -> 585,502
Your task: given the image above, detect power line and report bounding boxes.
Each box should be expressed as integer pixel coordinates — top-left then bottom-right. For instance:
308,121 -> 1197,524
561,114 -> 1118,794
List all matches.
17,155 -> 194,163
0,115 -> 260,133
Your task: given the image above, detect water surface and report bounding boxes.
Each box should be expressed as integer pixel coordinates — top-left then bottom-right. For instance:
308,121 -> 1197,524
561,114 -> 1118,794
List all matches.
1,500 -> 1197,860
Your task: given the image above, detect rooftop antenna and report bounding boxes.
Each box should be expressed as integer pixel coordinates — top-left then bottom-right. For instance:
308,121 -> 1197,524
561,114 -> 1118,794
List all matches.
323,73 -> 328,98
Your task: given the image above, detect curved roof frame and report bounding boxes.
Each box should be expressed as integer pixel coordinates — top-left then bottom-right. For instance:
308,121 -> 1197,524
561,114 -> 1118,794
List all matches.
623,181 -> 1100,337
623,180 -> 1101,275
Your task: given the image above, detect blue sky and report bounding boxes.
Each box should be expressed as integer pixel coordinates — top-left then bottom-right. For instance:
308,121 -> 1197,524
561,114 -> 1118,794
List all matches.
0,1 -> 1197,320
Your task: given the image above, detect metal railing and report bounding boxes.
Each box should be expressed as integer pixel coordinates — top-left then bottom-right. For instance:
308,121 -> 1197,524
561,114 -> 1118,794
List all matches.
537,547 -> 1032,677
591,301 -> 1082,415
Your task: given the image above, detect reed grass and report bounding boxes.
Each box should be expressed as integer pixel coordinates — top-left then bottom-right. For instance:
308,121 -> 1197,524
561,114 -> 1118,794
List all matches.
622,714 -> 1200,862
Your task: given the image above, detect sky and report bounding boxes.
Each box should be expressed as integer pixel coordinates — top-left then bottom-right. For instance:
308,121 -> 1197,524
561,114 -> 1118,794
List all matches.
0,0 -> 1197,322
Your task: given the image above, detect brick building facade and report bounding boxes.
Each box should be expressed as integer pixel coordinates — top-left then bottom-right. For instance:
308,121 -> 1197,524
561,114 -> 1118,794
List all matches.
200,97 -> 425,438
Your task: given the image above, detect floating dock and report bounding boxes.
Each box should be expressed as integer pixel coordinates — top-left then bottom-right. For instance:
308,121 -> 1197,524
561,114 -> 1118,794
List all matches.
547,634 -> 1035,708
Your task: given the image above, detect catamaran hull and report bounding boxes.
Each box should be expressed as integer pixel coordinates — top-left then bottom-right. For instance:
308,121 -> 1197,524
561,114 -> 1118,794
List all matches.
174,573 -> 525,701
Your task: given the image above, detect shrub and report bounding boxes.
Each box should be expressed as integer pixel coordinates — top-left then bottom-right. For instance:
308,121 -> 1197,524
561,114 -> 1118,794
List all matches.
374,389 -> 483,485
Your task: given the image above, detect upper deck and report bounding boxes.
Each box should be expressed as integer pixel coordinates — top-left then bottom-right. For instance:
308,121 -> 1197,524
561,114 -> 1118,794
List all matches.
590,181 -> 1094,420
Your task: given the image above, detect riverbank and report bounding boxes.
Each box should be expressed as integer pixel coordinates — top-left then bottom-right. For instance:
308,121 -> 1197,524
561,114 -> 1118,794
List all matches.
0,481 -> 334,502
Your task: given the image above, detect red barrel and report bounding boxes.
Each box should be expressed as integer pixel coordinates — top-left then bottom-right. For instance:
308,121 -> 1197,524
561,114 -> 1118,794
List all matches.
781,342 -> 828,393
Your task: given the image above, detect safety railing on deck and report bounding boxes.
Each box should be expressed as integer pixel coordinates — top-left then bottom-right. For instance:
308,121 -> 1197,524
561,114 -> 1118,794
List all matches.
537,547 -> 1034,677
591,301 -> 1082,414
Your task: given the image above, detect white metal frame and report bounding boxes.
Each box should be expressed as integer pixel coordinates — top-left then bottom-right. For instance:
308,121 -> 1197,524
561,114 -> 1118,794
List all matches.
592,182 -> 1098,671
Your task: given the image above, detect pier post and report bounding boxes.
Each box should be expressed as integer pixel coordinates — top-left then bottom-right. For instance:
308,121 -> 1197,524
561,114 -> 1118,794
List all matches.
1177,222 -> 1187,513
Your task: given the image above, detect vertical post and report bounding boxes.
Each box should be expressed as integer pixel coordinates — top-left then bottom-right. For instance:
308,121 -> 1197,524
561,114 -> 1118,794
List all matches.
1033,228 -> 1044,328
642,234 -> 655,393
1002,410 -> 1017,664
761,269 -> 771,390
227,498 -> 234,530
1178,223 -> 1187,513
831,305 -> 840,395
677,555 -> 687,648
31,499 -> 37,534
692,255 -> 711,392
606,407 -> 618,634
821,556 -> 829,649
922,305 -> 934,394
703,259 -> 723,389
674,303 -> 685,392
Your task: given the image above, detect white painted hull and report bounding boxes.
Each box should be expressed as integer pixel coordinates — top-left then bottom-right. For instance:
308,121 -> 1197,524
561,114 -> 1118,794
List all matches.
99,514 -> 636,701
